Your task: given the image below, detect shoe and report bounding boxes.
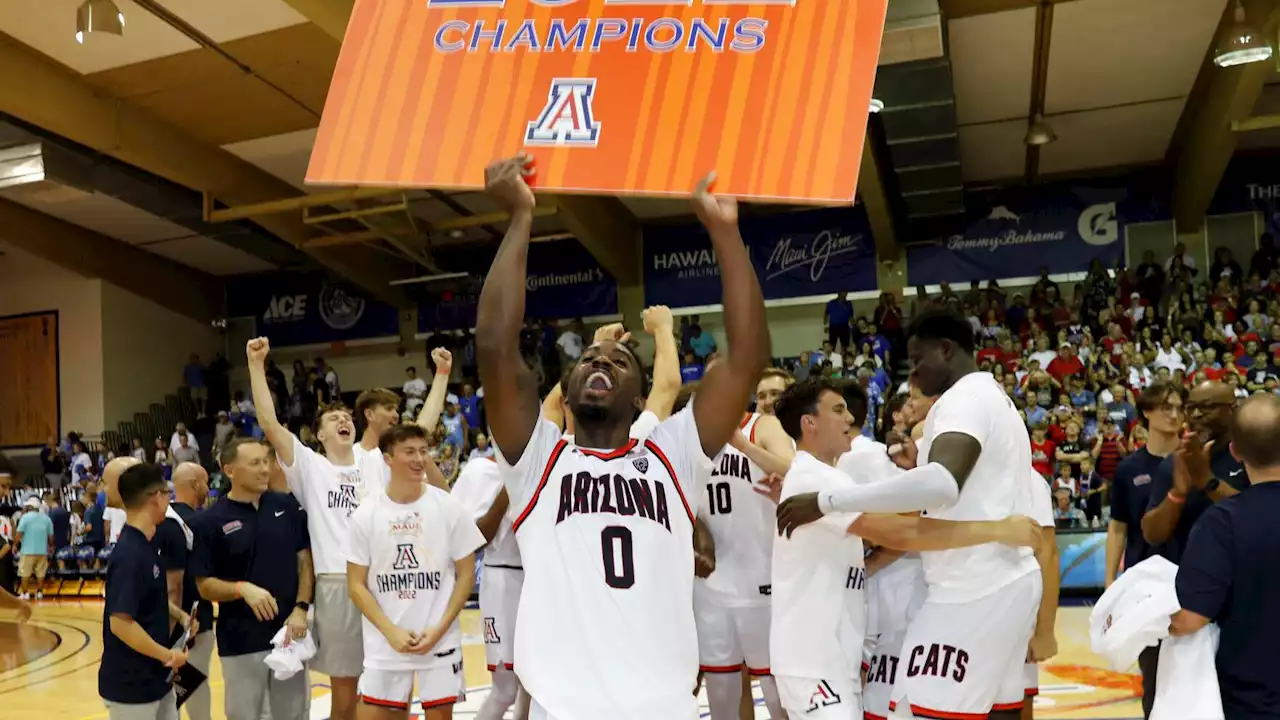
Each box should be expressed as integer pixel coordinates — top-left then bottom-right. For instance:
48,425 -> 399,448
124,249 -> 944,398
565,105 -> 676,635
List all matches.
18,593 -> 29,600
35,591 -> 43,600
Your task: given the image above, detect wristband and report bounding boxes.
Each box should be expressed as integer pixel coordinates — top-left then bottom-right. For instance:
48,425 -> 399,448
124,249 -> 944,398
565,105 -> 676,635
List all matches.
1167,491 -> 1185,504
817,491 -> 835,515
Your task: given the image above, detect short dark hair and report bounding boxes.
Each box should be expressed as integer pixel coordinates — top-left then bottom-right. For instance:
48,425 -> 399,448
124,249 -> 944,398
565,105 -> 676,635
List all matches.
906,307 -> 976,353
775,377 -> 844,441
1135,381 -> 1186,427
220,437 -> 264,468
312,402 -> 353,434
406,366 -> 416,373
1232,394 -> 1280,468
118,463 -> 167,509
840,380 -> 869,428
379,423 -> 429,453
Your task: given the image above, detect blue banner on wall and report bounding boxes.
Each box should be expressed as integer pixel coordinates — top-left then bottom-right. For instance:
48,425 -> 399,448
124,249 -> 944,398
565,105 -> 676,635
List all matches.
227,274 -> 401,346
644,206 -> 878,308
907,182 -> 1171,286
418,239 -> 618,331
1211,156 -> 1280,237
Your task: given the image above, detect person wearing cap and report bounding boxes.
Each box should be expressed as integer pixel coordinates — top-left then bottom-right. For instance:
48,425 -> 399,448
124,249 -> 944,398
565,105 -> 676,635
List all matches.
1047,342 -> 1085,383
16,495 -> 52,600
214,411 -> 236,461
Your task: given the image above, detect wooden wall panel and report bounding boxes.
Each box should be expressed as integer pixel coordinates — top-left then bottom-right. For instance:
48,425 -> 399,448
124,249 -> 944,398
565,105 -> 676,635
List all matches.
0,311 -> 59,447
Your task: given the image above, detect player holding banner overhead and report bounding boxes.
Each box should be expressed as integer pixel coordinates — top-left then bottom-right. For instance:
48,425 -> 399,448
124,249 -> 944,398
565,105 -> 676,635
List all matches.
476,155 -> 770,720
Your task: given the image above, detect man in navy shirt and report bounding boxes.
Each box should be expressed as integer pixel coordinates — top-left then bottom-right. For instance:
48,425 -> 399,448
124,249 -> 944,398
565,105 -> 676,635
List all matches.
153,462 -> 212,720
1142,381 -> 1250,563
192,438 -> 312,720
1106,381 -> 1185,719
824,291 -> 854,352
99,462 -> 188,720
1173,394 -> 1280,719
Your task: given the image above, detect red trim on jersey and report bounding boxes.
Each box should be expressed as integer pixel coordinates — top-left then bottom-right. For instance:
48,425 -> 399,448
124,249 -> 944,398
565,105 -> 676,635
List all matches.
992,700 -> 1023,711
487,663 -> 513,672
504,662 -> 513,670
360,695 -> 409,710
699,663 -> 743,673
512,439 -> 568,533
578,439 -> 638,460
746,666 -> 771,676
739,413 -> 752,429
644,440 -> 695,526
909,706 -> 989,720
865,713 -> 888,720
420,696 -> 459,709
1024,688 -> 1039,697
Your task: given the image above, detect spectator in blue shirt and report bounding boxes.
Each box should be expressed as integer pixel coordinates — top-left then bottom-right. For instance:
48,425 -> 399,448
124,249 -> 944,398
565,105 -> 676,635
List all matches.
680,350 -> 704,384
441,402 -> 468,455
824,292 -> 854,353
183,353 -> 207,417
690,324 -> 717,360
458,383 -> 483,440
1172,394 -> 1280,719
16,499 -> 53,599
1068,376 -> 1096,408
863,322 -> 891,364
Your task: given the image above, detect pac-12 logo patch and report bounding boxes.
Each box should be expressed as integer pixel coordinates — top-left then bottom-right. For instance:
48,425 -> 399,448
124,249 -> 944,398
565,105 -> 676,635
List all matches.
526,78 -> 601,147
806,680 -> 842,711
632,457 -> 649,474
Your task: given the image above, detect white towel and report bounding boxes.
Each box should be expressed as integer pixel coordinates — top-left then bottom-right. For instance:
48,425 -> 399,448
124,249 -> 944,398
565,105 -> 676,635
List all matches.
264,626 -> 316,680
165,505 -> 194,550
1089,556 -> 1181,670
1151,624 -> 1223,720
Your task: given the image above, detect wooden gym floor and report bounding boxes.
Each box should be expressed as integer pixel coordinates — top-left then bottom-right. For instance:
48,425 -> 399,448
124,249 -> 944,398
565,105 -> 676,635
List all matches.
0,602 -> 1142,719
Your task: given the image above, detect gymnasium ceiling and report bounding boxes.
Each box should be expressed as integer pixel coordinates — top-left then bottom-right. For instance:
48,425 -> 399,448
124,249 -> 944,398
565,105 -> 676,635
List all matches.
0,0 -> 1277,322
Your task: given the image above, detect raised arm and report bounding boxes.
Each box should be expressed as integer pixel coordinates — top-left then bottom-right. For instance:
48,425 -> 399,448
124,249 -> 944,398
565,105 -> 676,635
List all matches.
246,338 -> 296,467
729,415 -> 795,477
643,306 -> 681,420
414,348 -> 453,433
687,173 -> 770,458
475,156 -> 542,463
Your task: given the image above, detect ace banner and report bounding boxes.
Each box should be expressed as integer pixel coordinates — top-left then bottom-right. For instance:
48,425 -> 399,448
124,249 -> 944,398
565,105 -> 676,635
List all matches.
307,0 -> 887,203
644,206 -> 878,308
226,274 -> 400,347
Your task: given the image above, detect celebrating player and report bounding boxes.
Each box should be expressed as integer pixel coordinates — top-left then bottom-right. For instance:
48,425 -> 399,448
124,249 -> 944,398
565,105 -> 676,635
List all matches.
347,423 -> 486,719
476,155 -> 770,720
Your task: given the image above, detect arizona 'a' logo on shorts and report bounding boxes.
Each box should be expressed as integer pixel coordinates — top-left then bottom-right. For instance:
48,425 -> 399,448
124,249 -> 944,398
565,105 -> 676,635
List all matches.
484,617 -> 500,644
807,680 -> 841,711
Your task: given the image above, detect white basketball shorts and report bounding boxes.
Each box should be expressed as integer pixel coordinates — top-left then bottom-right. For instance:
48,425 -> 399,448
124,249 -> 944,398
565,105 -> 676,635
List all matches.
864,625 -> 908,720
480,565 -> 523,673
357,662 -> 465,712
1024,662 -> 1039,698
776,675 -> 861,719
694,586 -> 772,676
889,571 -> 1041,719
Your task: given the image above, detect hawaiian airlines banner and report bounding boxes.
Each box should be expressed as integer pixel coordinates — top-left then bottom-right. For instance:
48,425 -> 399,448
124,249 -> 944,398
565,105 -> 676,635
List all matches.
227,274 -> 401,346
906,183 -> 1171,286
644,207 -> 878,308
419,239 -> 617,330
306,0 -> 888,203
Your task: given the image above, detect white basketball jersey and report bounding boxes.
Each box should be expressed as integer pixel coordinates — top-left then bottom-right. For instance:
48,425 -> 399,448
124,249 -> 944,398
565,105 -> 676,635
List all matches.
500,408 -> 709,720
698,413 -> 775,607
346,485 -> 486,671
451,457 -> 521,567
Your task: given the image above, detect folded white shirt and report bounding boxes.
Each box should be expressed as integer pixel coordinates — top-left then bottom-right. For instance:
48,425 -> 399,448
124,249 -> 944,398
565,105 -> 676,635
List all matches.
264,626 -> 316,680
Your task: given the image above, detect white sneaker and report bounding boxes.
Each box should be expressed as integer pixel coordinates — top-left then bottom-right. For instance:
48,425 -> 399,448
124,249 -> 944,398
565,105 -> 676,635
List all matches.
35,591 -> 43,600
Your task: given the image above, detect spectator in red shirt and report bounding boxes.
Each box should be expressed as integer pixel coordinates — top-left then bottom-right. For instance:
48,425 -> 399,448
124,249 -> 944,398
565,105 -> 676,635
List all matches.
976,335 -> 1003,367
1102,323 -> 1128,361
1030,424 -> 1056,479
1091,416 -> 1128,480
1047,343 -> 1085,383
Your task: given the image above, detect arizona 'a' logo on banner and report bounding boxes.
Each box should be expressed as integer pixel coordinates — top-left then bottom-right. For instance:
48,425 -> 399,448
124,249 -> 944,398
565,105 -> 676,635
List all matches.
307,0 -> 888,203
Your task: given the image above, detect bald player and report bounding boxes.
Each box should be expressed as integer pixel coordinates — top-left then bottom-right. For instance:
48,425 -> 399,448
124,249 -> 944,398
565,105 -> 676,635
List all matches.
156,463 -> 213,720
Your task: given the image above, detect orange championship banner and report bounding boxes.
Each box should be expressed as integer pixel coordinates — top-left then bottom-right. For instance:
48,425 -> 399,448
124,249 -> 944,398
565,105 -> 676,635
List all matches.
307,0 -> 888,204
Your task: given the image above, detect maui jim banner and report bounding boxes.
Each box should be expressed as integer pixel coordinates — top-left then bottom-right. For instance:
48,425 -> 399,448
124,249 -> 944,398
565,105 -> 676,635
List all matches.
907,183 -> 1170,286
644,206 -> 878,308
306,0 -> 887,203
420,239 -> 617,330
227,274 -> 400,346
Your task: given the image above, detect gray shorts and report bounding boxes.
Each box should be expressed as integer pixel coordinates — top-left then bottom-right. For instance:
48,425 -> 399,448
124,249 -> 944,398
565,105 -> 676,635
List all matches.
313,574 -> 364,678
104,690 -> 178,720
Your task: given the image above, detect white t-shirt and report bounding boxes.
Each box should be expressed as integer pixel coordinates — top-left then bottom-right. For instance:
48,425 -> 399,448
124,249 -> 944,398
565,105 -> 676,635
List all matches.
556,331 -> 583,359
1029,350 -> 1057,370
283,436 -> 379,574
403,378 -> 427,406
1153,348 -> 1185,372
1021,471 -> 1055,529
498,404 -> 708,719
450,458 -> 520,567
697,414 -> 774,607
771,451 -> 866,680
104,507 -> 127,544
353,442 -> 392,494
562,410 -> 661,445
920,372 -> 1040,603
347,485 -> 485,671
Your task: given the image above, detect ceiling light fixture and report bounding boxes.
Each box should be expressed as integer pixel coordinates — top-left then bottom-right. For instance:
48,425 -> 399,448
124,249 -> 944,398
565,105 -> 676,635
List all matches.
1024,114 -> 1057,146
869,98 -> 884,114
75,0 -> 125,45
1214,0 -> 1272,67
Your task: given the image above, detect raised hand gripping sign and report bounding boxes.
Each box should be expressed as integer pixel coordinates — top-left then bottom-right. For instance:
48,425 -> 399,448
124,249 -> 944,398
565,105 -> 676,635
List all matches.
307,0 -> 887,203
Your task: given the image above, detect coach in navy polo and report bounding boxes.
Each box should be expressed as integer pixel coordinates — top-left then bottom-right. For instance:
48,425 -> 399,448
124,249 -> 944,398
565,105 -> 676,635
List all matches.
191,438 -> 312,720
99,463 -> 187,720
1173,394 -> 1280,719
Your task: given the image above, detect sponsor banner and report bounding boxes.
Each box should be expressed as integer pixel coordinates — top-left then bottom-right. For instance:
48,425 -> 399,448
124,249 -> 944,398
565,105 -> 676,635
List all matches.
227,274 -> 400,346
419,239 -> 617,331
907,183 -> 1170,286
1211,157 -> 1280,236
644,206 -> 878,308
306,0 -> 887,203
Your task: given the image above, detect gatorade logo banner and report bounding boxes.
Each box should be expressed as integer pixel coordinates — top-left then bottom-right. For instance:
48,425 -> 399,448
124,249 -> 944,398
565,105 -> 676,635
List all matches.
307,0 -> 887,203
